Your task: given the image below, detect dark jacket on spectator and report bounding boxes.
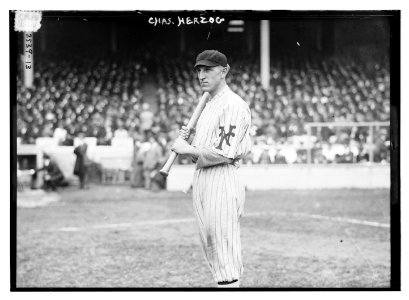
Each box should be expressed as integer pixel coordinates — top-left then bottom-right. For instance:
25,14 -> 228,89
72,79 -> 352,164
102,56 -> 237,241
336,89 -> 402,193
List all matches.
74,143 -> 90,176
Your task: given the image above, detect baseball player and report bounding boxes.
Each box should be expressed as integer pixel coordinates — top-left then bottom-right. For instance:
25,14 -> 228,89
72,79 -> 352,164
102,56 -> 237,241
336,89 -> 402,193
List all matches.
171,50 -> 251,288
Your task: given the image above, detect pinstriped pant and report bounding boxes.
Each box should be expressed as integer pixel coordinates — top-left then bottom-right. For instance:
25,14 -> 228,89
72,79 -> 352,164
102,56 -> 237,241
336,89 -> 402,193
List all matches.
192,164 -> 245,283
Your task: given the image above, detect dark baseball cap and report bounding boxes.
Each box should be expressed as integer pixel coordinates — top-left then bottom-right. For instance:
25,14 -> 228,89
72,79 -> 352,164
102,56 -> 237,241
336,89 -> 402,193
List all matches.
194,50 -> 228,68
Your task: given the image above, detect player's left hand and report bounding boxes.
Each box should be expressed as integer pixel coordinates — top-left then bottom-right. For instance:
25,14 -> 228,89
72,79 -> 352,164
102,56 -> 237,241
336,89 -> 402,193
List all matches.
171,137 -> 192,155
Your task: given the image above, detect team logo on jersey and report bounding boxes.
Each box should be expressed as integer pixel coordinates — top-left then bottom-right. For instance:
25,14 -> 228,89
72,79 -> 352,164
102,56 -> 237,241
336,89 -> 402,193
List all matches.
216,125 -> 236,150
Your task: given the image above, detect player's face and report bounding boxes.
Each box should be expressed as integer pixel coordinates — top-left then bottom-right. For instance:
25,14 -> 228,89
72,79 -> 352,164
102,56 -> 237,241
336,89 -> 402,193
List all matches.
196,66 -> 225,93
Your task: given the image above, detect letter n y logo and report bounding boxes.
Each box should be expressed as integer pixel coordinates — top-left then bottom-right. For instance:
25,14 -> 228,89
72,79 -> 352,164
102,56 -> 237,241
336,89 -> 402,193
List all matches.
216,125 -> 236,150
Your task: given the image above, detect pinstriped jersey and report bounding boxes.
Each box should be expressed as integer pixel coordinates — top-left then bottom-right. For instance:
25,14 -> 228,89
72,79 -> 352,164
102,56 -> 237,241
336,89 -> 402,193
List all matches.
192,85 -> 252,161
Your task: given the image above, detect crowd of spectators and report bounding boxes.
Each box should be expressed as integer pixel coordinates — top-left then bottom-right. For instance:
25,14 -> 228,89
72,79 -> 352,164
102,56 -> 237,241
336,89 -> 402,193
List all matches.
17,51 -> 390,164
17,53 -> 148,145
154,53 -> 390,164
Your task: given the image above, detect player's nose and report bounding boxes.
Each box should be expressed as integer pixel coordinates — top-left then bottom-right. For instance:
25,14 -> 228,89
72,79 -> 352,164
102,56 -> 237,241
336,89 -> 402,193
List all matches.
197,69 -> 206,80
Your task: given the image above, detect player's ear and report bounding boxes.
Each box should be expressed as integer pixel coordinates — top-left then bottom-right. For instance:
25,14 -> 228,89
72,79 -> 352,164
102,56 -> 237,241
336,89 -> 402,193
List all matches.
221,64 -> 230,78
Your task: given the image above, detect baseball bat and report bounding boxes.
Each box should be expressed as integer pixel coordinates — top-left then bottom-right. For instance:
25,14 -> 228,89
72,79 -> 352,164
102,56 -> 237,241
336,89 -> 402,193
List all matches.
160,92 -> 210,177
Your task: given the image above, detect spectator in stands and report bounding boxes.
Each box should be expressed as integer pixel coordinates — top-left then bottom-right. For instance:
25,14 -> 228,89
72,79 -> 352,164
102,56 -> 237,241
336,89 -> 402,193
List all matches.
73,133 -> 91,189
142,134 -> 163,190
114,119 -> 129,138
140,103 -> 154,138
53,120 -> 67,145
259,145 -> 273,164
130,132 -> 144,188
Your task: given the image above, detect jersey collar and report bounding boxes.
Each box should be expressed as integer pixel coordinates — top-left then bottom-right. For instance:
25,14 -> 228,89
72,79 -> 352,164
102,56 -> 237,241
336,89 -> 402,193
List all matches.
209,84 -> 230,103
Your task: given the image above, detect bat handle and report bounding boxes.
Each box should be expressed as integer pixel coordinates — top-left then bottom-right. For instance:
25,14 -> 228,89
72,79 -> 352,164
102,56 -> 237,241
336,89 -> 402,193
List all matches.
159,151 -> 178,177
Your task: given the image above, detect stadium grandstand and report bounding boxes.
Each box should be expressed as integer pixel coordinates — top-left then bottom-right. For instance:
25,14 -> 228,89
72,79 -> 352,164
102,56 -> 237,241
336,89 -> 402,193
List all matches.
14,12 -> 392,189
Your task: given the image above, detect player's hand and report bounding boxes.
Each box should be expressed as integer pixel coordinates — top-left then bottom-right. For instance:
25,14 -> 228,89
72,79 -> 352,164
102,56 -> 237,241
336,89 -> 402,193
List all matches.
171,137 -> 192,155
179,126 -> 195,143
179,126 -> 191,140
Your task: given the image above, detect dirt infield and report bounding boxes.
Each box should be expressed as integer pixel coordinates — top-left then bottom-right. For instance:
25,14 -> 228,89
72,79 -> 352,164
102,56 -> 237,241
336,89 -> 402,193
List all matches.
16,187 -> 390,288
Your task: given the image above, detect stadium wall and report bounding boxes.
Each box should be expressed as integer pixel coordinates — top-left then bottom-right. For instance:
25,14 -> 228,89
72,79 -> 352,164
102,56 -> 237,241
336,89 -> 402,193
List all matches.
167,164 -> 390,191
17,144 -> 390,190
17,144 -> 133,187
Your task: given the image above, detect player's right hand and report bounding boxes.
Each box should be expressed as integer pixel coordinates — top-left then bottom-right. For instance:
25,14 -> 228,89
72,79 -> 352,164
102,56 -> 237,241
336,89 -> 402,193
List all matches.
179,126 -> 191,140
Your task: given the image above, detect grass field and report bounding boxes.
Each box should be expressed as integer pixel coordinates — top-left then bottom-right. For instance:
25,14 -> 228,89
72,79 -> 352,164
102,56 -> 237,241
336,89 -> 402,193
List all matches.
16,186 -> 390,288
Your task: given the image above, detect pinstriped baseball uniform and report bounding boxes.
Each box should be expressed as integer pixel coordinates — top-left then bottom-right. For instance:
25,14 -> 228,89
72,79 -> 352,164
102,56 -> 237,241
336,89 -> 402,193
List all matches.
191,85 -> 251,283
